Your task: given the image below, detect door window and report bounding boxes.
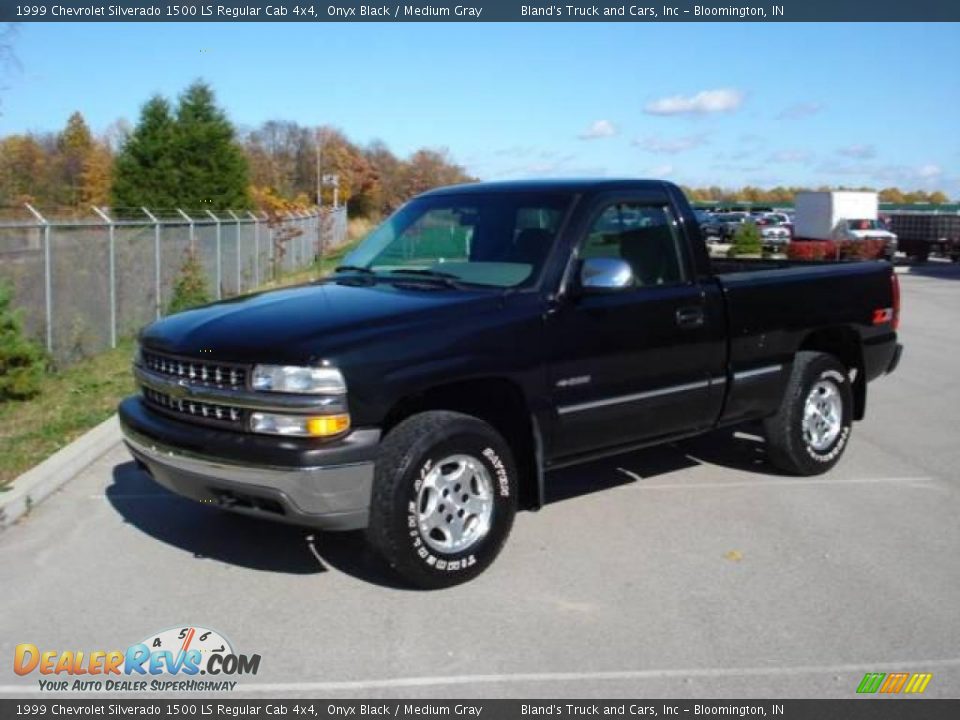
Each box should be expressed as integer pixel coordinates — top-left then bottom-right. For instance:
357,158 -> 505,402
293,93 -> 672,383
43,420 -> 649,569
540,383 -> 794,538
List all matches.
582,203 -> 686,286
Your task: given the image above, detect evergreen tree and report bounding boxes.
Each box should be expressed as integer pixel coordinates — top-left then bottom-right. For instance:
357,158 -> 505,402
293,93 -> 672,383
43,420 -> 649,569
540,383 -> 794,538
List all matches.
167,250 -> 212,314
0,282 -> 46,401
173,81 -> 251,212
111,96 -> 179,210
729,222 -> 764,258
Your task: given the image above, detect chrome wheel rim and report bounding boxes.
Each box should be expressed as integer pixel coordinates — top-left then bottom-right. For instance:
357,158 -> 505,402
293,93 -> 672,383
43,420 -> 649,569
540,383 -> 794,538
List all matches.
803,379 -> 843,451
416,454 -> 494,554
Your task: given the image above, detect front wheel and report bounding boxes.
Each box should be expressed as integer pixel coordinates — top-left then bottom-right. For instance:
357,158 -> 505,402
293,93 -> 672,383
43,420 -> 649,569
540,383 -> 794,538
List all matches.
366,411 -> 518,589
763,352 -> 853,476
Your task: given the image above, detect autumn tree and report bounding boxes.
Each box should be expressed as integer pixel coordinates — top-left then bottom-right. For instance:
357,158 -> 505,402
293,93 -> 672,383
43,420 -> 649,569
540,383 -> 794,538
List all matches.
0,135 -> 50,205
80,140 -> 113,206
56,112 -> 94,206
401,148 -> 473,198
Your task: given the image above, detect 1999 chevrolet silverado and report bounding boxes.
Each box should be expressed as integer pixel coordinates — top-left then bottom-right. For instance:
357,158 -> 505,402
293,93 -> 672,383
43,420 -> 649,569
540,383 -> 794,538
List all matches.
119,180 -> 902,588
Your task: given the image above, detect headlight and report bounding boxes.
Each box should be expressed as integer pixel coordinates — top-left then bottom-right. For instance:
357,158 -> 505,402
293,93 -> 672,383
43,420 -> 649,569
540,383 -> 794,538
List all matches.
251,365 -> 346,394
250,412 -> 350,438
133,342 -> 143,367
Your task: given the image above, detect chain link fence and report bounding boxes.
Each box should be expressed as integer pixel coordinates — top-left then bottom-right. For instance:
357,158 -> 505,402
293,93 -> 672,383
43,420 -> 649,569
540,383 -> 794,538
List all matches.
0,205 -> 349,366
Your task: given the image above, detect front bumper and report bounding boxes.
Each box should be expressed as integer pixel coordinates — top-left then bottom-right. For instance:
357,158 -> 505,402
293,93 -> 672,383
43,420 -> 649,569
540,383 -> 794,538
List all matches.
119,396 -> 379,530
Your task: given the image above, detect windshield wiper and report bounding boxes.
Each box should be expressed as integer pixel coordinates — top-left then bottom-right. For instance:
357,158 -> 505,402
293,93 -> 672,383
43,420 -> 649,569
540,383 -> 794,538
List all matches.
388,268 -> 461,280
387,268 -> 468,289
334,265 -> 375,274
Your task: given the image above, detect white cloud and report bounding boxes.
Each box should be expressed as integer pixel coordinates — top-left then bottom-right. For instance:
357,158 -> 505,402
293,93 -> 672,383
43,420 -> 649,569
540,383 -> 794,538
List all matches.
777,102 -> 824,120
837,144 -> 877,160
578,120 -> 617,140
916,163 -> 942,179
767,149 -> 812,163
647,164 -> 675,176
643,89 -> 744,116
635,134 -> 707,154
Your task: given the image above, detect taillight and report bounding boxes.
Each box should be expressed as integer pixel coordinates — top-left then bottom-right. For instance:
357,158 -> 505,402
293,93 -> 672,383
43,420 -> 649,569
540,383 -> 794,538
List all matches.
891,272 -> 901,331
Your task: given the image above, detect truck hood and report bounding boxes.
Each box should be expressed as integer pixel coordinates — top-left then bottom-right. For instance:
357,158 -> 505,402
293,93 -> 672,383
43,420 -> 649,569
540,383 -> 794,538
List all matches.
139,280 -> 500,365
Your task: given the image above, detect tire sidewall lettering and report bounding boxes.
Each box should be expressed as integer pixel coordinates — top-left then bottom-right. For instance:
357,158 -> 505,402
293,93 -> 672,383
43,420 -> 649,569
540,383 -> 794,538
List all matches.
405,447 -> 508,574
803,368 -> 851,463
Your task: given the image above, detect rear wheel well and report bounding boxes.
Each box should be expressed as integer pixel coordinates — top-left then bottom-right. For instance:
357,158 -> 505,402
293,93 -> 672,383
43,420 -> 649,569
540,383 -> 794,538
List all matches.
382,378 -> 541,510
799,327 -> 866,420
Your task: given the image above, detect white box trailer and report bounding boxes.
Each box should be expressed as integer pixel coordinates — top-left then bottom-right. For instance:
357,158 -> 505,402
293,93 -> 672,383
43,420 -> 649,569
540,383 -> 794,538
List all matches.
794,190 -> 897,259
794,191 -> 879,240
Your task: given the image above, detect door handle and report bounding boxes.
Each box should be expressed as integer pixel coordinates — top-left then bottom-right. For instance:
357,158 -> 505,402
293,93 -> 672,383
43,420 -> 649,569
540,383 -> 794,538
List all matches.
675,306 -> 705,328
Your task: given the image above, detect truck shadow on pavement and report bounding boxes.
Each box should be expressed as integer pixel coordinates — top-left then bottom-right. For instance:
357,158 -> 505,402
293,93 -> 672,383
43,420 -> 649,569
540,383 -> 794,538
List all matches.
107,426 -> 779,588
545,425 -> 782,504
899,262 -> 960,281
106,461 -> 411,588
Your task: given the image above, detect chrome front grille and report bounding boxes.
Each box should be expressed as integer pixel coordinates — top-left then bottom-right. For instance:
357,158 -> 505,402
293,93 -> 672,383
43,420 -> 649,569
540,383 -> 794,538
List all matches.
142,350 -> 247,389
142,387 -> 246,429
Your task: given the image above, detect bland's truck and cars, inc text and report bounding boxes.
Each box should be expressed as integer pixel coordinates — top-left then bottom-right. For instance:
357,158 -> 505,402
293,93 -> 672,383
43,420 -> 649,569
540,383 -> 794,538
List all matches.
119,179 -> 902,588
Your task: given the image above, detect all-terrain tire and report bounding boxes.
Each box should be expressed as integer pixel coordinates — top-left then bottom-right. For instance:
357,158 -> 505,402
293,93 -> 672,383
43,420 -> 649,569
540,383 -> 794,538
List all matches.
763,352 -> 853,476
366,411 -> 518,589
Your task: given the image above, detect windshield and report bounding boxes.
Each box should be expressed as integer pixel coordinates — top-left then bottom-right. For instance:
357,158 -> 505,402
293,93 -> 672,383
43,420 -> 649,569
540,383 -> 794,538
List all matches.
847,219 -> 884,230
342,192 -> 573,288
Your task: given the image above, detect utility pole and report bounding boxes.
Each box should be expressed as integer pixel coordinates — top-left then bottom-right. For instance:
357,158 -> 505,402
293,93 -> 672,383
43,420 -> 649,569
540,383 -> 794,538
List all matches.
315,127 -> 323,209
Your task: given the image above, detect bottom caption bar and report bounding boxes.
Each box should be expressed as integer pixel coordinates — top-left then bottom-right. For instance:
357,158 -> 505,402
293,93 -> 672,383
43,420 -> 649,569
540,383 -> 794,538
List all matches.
1,700 -> 958,720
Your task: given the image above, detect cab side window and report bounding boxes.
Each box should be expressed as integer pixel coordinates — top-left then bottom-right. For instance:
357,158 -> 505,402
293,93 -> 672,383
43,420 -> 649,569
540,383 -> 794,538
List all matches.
582,203 -> 686,287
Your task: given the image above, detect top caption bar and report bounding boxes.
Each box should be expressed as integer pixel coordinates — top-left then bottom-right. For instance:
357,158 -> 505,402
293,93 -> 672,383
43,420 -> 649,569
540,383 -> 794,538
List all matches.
4,0 -> 960,22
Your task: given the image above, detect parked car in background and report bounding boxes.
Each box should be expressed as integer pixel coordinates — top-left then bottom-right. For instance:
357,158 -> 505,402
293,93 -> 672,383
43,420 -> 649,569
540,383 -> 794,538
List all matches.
717,211 -> 751,240
751,214 -> 791,251
695,209 -> 724,242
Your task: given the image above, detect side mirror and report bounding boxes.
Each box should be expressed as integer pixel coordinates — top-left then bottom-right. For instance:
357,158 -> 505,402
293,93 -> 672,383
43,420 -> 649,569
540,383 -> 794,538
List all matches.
579,257 -> 634,292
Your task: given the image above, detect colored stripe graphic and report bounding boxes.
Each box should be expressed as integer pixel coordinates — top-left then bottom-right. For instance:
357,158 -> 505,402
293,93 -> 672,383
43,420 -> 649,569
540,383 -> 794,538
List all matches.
880,672 -> 909,693
857,673 -> 885,693
903,673 -> 933,694
857,672 -> 932,694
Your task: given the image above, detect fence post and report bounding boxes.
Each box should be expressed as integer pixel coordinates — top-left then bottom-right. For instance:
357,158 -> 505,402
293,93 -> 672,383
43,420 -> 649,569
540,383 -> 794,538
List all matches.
176,208 -> 195,252
142,207 -> 161,319
266,212 -> 274,279
300,210 -> 309,268
227,210 -> 242,293
205,210 -> 222,299
317,208 -> 326,276
25,203 -> 53,354
248,211 -> 260,287
92,206 -> 117,349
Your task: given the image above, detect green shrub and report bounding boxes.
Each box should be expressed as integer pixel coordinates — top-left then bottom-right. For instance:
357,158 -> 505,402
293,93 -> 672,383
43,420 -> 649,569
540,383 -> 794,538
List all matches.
168,249 -> 212,315
728,222 -> 763,257
0,283 -> 47,401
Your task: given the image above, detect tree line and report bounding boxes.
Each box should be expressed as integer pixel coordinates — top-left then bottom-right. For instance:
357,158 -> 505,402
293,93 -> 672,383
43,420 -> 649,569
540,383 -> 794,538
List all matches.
0,80 -> 952,217
682,184 -> 951,206
0,80 -> 475,218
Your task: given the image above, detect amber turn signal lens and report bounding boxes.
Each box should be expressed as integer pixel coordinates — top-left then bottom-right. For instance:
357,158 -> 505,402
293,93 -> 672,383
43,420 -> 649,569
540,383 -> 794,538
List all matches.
306,414 -> 351,437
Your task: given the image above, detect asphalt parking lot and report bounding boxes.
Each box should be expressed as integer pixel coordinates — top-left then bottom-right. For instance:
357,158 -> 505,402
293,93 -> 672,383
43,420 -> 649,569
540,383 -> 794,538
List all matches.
1,266 -> 959,700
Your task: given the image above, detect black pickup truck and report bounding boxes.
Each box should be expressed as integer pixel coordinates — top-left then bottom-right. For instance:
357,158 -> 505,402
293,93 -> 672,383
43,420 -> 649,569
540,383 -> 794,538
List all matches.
119,179 -> 902,588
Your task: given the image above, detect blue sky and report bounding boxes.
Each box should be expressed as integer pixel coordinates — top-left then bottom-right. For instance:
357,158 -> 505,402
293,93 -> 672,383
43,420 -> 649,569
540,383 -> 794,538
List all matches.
2,22 -> 958,195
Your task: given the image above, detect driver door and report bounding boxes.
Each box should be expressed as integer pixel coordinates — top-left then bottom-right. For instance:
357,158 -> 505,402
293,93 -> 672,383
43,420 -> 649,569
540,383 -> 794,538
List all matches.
546,195 -> 725,459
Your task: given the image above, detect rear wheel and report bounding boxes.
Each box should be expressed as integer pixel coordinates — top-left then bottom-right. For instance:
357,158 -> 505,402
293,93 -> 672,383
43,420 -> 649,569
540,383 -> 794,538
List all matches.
366,411 -> 518,589
763,352 -> 853,476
